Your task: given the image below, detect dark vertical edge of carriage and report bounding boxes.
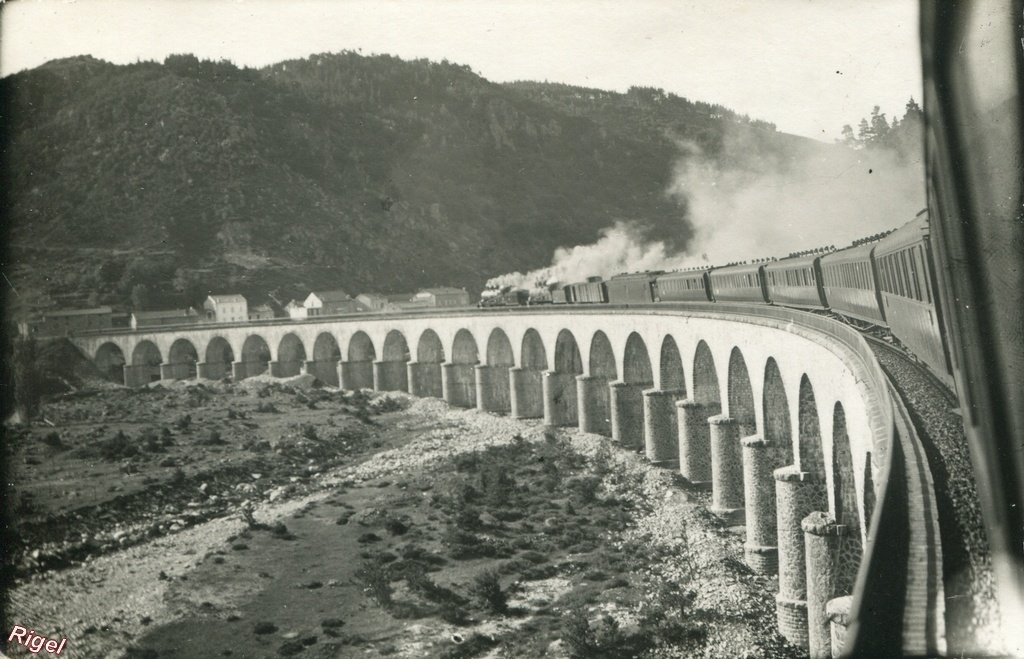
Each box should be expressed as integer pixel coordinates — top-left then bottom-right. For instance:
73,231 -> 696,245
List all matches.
920,0 -> 1024,630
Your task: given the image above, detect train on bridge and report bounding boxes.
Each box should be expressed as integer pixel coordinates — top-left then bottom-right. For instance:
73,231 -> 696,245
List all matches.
496,210 -> 952,390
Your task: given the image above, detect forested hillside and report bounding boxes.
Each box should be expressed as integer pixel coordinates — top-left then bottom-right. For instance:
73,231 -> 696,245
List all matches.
1,52 -> 820,312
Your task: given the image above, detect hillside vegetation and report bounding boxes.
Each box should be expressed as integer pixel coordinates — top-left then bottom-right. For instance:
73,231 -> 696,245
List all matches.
2,52 -> 824,312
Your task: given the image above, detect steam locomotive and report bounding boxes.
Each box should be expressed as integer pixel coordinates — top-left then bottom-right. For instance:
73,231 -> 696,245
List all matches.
488,210 -> 952,388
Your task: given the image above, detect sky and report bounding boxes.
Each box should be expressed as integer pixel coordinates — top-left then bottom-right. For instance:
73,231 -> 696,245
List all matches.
0,0 -> 923,140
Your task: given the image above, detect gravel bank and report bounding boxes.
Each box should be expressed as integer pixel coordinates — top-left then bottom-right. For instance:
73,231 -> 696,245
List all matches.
7,393 -> 795,658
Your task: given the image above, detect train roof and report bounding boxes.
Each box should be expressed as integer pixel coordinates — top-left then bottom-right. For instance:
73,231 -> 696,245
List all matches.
820,240 -> 877,266
874,212 -> 930,257
764,253 -> 820,272
609,271 -> 664,280
708,262 -> 764,277
656,268 -> 711,280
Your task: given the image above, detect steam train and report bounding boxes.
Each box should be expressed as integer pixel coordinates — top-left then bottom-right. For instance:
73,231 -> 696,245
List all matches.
491,210 -> 953,388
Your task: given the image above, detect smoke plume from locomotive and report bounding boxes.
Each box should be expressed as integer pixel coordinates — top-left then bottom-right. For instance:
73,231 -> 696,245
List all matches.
488,124 -> 924,290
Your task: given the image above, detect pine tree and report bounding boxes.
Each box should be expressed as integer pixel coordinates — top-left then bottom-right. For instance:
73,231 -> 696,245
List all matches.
840,124 -> 857,147
870,106 -> 890,143
857,118 -> 872,143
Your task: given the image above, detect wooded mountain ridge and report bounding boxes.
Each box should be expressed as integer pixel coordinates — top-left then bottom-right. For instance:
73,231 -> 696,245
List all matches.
2,51 -> 844,313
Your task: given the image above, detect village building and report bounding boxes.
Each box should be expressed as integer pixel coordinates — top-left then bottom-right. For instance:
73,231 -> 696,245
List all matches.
386,293 -> 429,311
285,300 -> 307,320
303,290 -> 358,316
203,294 -> 248,323
355,293 -> 389,311
413,287 -> 471,308
18,306 -> 114,337
248,304 -> 276,321
131,308 -> 201,330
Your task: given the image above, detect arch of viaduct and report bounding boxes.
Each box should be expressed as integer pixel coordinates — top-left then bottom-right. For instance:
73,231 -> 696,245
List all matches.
69,304 -> 942,657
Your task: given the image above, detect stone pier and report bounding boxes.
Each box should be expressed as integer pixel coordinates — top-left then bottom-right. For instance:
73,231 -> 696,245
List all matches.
802,512 -> 848,659
542,371 -> 578,427
304,359 -> 339,386
677,399 -> 718,486
373,360 -> 408,392
609,381 -> 645,450
742,435 -> 779,574
160,362 -> 194,381
340,360 -> 374,390
774,465 -> 828,650
407,361 -> 443,398
825,596 -> 852,658
124,364 -> 160,387
709,415 -> 744,522
509,367 -> 544,418
197,361 -> 228,381
643,388 -> 682,466
270,360 -> 303,378
576,375 -> 611,435
475,365 -> 511,414
442,362 -> 477,408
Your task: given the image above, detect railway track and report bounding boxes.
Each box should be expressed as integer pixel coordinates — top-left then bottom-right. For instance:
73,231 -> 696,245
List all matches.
862,333 -> 958,407
862,329 -> 998,654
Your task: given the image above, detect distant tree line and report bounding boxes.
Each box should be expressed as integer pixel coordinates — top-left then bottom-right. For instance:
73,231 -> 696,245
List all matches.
839,98 -> 924,160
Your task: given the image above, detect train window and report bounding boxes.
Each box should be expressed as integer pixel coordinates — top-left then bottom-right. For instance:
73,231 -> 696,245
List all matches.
900,252 -> 912,299
890,255 -> 902,296
899,251 -> 912,299
890,256 -> 898,294
901,251 -> 912,298
891,254 -> 902,296
906,250 -> 921,300
917,246 -> 932,304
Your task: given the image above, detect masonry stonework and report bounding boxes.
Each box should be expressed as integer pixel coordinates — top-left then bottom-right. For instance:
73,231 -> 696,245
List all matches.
643,388 -> 683,465
677,399 -> 719,485
509,367 -> 544,418
742,435 -> 779,574
609,380 -> 645,449
709,415 -> 745,522
775,465 -> 828,650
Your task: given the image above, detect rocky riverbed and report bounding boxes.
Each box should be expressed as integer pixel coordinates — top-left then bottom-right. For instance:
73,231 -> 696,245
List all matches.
4,378 -> 800,658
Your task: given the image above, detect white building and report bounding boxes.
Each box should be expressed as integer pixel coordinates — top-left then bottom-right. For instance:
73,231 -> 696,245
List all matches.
203,294 -> 248,324
285,300 -> 307,320
304,290 -> 358,316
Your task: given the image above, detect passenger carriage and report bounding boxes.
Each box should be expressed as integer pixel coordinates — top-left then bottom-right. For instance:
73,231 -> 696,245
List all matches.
606,272 -> 661,304
820,242 -> 887,326
707,262 -> 768,303
764,254 -> 828,309
654,268 -> 713,302
874,212 -> 952,386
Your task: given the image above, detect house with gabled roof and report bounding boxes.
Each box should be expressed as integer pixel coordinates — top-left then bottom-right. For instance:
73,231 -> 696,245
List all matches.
203,294 -> 248,323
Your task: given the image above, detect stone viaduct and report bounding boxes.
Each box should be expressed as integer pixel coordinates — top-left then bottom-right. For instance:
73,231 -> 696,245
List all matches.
69,303 -> 944,657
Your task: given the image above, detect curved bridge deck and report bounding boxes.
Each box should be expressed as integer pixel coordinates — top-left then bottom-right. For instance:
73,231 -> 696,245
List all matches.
69,302 -> 945,655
